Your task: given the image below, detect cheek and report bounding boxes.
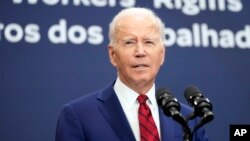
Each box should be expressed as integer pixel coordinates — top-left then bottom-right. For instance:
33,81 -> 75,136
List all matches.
114,53 -> 129,69
154,52 -> 164,63
151,56 -> 164,72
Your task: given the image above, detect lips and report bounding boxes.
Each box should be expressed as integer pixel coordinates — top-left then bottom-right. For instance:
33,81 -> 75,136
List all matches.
132,64 -> 149,68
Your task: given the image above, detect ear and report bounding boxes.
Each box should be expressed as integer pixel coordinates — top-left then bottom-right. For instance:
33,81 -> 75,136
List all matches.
160,46 -> 166,65
108,45 -> 117,67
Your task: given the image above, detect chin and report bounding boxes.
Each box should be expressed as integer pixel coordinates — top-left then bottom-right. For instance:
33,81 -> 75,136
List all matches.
132,77 -> 152,84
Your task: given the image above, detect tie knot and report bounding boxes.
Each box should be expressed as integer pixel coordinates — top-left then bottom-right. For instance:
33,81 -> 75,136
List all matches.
137,94 -> 148,104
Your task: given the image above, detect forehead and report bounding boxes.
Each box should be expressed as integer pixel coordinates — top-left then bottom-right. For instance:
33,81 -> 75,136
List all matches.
115,15 -> 160,38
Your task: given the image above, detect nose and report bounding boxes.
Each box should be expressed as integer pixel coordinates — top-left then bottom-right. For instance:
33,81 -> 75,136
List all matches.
135,42 -> 146,57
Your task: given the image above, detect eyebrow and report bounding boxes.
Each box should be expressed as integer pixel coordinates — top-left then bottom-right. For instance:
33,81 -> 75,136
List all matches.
143,37 -> 159,41
122,36 -> 135,40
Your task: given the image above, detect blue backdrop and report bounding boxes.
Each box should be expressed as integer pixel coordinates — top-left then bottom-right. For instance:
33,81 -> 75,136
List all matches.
0,0 -> 250,141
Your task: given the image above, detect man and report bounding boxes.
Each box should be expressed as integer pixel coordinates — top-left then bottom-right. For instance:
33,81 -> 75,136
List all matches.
55,7 -> 208,141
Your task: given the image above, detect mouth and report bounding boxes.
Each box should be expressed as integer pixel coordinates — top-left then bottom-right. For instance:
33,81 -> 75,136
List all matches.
132,64 -> 149,69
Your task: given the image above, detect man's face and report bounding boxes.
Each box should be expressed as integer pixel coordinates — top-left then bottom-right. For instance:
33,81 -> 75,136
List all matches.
109,15 -> 165,89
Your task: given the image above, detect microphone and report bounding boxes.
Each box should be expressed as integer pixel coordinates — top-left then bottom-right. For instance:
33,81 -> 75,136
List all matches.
156,88 -> 192,141
156,88 -> 186,126
184,85 -> 214,127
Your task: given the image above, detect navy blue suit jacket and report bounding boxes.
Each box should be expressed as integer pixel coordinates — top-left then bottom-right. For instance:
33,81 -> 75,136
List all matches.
55,83 -> 208,141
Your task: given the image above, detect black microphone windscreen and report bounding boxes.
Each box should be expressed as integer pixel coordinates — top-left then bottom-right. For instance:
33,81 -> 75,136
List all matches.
156,88 -> 172,100
184,85 -> 201,99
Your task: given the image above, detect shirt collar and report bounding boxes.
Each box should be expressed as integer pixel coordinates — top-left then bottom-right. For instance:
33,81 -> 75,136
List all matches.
114,77 -> 158,110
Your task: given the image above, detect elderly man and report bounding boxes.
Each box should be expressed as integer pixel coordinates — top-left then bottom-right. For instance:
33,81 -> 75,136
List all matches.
55,7 -> 208,141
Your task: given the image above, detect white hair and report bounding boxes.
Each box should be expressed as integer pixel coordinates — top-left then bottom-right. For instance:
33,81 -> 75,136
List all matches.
108,7 -> 165,47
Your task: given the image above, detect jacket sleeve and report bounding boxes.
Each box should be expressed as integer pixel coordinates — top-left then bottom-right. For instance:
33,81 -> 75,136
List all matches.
55,104 -> 85,141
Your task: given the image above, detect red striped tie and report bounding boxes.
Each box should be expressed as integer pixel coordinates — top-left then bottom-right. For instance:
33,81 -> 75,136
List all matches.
138,95 -> 160,141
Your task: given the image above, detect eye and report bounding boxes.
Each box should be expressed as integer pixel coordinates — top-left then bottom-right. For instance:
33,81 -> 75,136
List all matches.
145,40 -> 155,46
146,41 -> 154,44
125,41 -> 134,45
123,40 -> 136,47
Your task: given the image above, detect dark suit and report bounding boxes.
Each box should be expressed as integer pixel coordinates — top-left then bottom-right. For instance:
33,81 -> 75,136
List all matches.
55,82 -> 208,141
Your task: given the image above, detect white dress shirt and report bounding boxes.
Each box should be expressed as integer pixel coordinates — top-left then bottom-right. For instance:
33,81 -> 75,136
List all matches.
114,77 -> 161,141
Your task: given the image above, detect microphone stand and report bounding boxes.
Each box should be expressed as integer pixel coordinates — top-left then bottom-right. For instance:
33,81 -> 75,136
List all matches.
183,126 -> 192,141
184,112 -> 214,141
171,114 -> 192,141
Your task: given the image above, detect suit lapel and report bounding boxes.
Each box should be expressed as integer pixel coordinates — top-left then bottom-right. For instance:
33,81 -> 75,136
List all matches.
159,108 -> 176,141
97,84 -> 136,141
